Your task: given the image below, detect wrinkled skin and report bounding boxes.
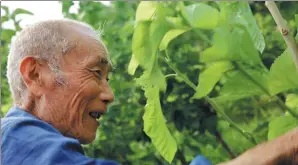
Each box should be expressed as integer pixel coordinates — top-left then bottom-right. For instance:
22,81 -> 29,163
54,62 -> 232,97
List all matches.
19,28 -> 114,144
218,127 -> 298,165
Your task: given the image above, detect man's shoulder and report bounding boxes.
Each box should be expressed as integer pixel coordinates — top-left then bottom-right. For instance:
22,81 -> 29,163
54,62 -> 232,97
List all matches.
2,113 -> 61,140
1,109 -> 120,165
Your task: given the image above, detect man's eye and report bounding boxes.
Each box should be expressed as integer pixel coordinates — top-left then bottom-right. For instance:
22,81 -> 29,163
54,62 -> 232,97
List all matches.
95,70 -> 102,79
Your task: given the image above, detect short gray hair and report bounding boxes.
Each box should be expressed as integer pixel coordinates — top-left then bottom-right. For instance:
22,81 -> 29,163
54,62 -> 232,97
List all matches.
6,18 -> 102,106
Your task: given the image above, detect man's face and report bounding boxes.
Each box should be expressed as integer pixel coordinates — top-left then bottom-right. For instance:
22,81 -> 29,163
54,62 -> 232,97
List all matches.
39,36 -> 114,144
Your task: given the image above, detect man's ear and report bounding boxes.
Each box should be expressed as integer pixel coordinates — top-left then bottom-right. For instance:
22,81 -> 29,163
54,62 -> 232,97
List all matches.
19,56 -> 45,97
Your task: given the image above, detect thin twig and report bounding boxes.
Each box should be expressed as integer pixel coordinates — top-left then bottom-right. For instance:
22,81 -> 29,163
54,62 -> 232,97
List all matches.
215,131 -> 236,159
163,53 -> 258,145
265,1 -> 298,71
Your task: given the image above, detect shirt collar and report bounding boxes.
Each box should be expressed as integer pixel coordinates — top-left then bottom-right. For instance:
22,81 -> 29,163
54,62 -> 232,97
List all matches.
5,106 -> 38,119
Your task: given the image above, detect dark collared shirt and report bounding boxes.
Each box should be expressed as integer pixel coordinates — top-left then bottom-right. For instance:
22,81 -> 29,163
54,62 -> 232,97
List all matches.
1,107 -> 119,165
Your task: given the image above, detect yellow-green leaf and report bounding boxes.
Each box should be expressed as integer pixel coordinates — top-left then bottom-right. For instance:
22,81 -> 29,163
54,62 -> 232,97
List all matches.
159,29 -> 189,51
182,3 -> 219,29
136,2 -> 157,22
128,54 -> 139,75
143,86 -> 177,163
193,61 -> 233,99
268,115 -> 298,140
268,49 -> 298,95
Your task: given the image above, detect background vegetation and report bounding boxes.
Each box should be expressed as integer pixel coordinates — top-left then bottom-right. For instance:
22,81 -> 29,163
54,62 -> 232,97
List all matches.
2,1 -> 298,165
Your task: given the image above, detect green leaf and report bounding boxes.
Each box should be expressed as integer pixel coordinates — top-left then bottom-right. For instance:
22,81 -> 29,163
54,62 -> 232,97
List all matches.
147,20 -> 170,74
286,94 -> 298,111
165,16 -> 188,29
128,54 -> 139,75
159,29 -> 189,51
201,25 -> 261,65
62,1 -> 74,14
136,66 -> 167,92
142,86 -> 177,163
193,61 -> 233,99
11,8 -> 33,20
295,14 -> 298,31
1,29 -> 16,41
217,2 -> 265,53
1,6 -> 9,15
214,68 -> 268,101
268,115 -> 298,140
182,3 -> 220,29
132,21 -> 152,69
136,2 -> 157,22
268,49 -> 298,95
1,16 -> 9,23
149,19 -> 171,54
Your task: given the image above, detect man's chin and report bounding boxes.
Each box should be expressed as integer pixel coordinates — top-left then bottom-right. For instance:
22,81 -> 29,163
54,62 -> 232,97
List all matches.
79,134 -> 96,144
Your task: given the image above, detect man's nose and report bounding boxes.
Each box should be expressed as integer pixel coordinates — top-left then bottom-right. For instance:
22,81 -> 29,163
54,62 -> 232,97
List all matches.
99,82 -> 114,104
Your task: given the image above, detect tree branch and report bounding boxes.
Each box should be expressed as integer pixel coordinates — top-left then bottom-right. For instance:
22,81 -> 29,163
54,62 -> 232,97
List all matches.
265,1 -> 298,71
215,131 -> 236,159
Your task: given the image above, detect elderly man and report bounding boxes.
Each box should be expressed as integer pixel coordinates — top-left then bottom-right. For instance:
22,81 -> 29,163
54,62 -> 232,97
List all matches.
1,18 -> 298,165
2,19 -> 118,165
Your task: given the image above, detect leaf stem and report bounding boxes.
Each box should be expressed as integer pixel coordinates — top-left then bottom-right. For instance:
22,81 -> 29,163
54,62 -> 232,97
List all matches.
164,51 -> 257,145
265,1 -> 298,71
234,62 -> 298,119
165,74 -> 178,78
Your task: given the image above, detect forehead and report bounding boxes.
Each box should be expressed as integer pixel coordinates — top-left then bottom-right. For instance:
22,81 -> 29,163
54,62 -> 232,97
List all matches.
64,35 -> 112,72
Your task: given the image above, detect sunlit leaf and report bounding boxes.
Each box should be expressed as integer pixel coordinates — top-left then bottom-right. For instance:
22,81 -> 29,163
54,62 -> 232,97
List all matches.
193,61 -> 233,99
128,54 -> 139,75
159,28 -> 189,51
201,25 -> 261,65
217,2 -> 265,53
286,94 -> 298,112
268,115 -> 298,140
182,3 -> 220,29
142,86 -> 177,163
136,2 -> 158,22
132,21 -> 152,69
136,66 -> 167,92
214,67 -> 268,101
268,49 -> 298,95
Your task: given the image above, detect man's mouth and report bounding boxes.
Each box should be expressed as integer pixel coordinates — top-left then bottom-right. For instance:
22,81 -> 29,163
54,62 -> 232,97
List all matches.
89,112 -> 103,120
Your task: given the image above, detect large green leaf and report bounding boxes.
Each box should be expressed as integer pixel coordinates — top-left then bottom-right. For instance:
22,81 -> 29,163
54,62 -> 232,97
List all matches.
193,61 -> 233,99
136,2 -> 157,22
217,2 -> 265,53
201,25 -> 261,65
286,94 -> 298,112
268,50 -> 298,95
1,29 -> 16,41
131,21 -> 152,69
268,115 -> 298,140
142,86 -> 177,163
181,3 -> 220,29
128,54 -> 139,75
149,19 -> 171,54
137,66 -> 167,92
1,16 -> 9,24
159,28 -> 189,51
214,68 -> 268,101
11,8 -> 33,20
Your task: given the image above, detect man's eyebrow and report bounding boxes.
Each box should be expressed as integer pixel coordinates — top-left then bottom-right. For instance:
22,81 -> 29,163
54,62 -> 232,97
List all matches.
98,57 -> 113,72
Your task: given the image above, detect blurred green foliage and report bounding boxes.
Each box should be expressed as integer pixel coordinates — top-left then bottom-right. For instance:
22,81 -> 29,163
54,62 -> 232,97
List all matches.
1,1 -> 298,165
